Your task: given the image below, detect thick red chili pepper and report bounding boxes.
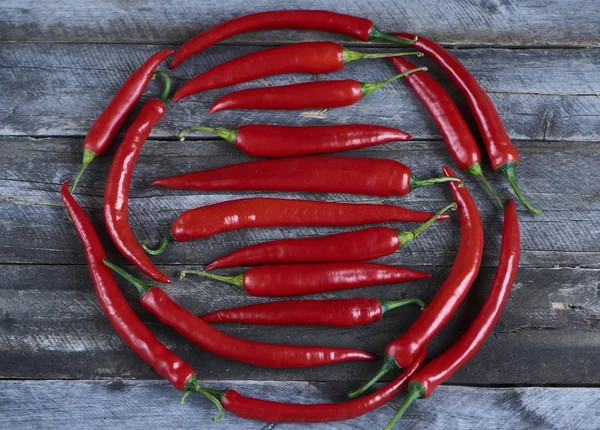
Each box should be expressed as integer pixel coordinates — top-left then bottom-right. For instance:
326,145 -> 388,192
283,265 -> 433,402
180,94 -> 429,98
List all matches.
177,124 -> 411,157
180,262 -> 432,297
202,349 -> 426,423
384,200 -> 520,429
388,55 -> 502,209
348,166 -> 483,398
208,67 -> 426,113
173,42 -> 422,100
152,156 -> 460,196
203,202 -> 454,271
104,261 -> 376,368
71,50 -> 173,193
393,32 -> 540,214
60,183 -> 223,419
201,297 -> 427,326
142,197 -> 448,256
169,10 -> 416,69
103,73 -> 171,284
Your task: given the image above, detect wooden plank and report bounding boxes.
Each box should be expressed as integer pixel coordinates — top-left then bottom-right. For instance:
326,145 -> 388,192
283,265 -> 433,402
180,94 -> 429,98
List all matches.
1,43 -> 599,141
1,380 -> 599,429
2,0 -> 599,46
2,263 -> 600,385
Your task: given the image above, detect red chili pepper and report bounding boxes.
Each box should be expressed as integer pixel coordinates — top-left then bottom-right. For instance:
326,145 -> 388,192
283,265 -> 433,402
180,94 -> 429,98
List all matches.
71,50 -> 173,193
177,123 -> 411,157
384,200 -> 520,429
103,73 -> 171,284
60,183 -> 224,419
203,202 -> 454,271
202,349 -> 426,423
169,10 -> 417,69
142,197 -> 448,256
201,297 -> 427,326
173,42 -> 422,100
393,33 -> 541,214
388,56 -> 503,209
208,67 -> 426,113
180,262 -> 432,297
104,261 -> 376,368
152,156 -> 461,196
348,166 -> 483,398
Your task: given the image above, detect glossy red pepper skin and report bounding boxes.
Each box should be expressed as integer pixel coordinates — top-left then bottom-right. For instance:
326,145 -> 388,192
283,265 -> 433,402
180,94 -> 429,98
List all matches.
169,10 -> 414,69
104,98 -> 170,284
141,287 -> 375,367
218,349 -> 426,423
60,183 -> 193,390
385,201 -> 520,428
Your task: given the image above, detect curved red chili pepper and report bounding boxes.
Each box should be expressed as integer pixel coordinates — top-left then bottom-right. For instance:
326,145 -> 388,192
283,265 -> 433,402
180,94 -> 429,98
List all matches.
348,166 -> 483,398
142,197 -> 448,256
204,348 -> 426,423
208,67 -> 426,113
203,202 -> 454,270
103,73 -> 171,284
104,261 -> 376,368
173,42 -> 421,100
201,297 -> 427,327
393,32 -> 540,214
180,262 -> 432,297
152,156 -> 460,196
177,124 -> 411,158
388,55 -> 502,209
384,200 -> 520,429
71,49 -> 173,193
169,10 -> 416,69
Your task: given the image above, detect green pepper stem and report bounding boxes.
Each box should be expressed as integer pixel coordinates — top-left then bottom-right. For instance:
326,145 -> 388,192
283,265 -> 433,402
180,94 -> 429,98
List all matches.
142,232 -> 174,255
383,382 -> 426,429
348,354 -> 399,398
181,375 -> 225,422
410,175 -> 462,191
70,148 -> 97,194
102,260 -> 150,297
466,162 -> 504,210
497,161 -> 542,215
178,125 -> 238,144
397,202 -> 457,247
381,298 -> 427,313
341,48 -> 423,64
151,71 -> 171,103
361,66 -> 428,97
178,270 -> 244,289
369,26 -> 418,45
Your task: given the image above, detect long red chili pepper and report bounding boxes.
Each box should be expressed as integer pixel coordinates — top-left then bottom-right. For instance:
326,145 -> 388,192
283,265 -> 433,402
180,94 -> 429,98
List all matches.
142,197 -> 448,256
152,156 -> 461,196
201,297 -> 427,326
348,166 -> 483,398
169,10 -> 417,69
208,67 -> 426,113
103,73 -> 171,284
393,32 -> 541,214
203,202 -> 454,270
71,50 -> 173,193
384,200 -> 520,429
173,42 -> 422,100
180,262 -> 432,297
198,349 -> 426,423
60,183 -> 223,418
388,55 -> 503,208
104,261 -> 376,368
177,123 -> 411,158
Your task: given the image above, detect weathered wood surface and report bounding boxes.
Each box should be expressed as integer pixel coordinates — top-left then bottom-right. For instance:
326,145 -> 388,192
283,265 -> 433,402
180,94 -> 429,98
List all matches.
2,380 -> 600,429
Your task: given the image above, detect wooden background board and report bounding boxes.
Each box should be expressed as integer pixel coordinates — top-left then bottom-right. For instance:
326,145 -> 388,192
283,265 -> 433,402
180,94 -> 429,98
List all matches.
1,0 -> 600,428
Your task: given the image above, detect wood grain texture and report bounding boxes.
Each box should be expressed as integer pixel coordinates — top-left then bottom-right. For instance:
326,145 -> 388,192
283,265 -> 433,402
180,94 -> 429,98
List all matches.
1,380 -> 600,429
1,0 -> 599,46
